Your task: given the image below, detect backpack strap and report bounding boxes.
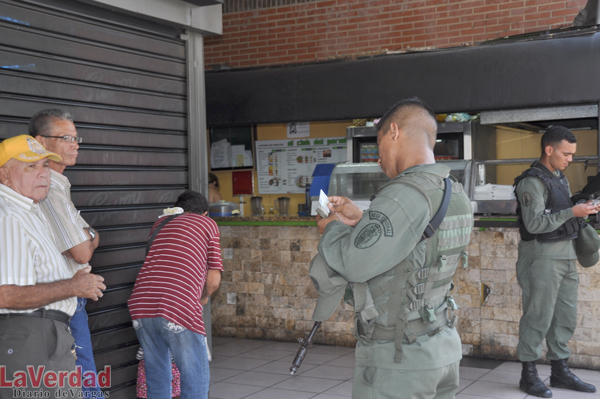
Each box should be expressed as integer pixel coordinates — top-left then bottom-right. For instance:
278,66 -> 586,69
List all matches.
420,177 -> 452,242
389,176 -> 452,242
146,215 -> 179,255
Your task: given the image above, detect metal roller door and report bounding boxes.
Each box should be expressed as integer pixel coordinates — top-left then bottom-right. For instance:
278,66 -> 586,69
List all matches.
0,0 -> 188,397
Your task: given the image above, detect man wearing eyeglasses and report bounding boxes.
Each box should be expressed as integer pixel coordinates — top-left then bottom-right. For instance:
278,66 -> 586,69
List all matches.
30,109 -> 104,399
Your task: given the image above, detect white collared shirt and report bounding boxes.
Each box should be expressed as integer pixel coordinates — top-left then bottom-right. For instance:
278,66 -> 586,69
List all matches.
0,184 -> 76,315
39,169 -> 90,274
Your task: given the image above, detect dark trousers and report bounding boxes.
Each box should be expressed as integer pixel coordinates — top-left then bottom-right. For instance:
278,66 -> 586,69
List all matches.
0,313 -> 82,399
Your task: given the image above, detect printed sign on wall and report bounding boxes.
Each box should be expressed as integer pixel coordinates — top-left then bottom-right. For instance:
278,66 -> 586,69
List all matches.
287,122 -> 310,138
256,137 -> 347,194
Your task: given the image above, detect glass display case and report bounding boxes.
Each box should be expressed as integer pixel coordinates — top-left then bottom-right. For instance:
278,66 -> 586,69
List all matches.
327,160 -> 474,203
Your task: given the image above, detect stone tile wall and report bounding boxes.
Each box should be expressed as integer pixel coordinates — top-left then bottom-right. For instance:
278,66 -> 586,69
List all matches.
211,225 -> 600,368
211,225 -> 357,347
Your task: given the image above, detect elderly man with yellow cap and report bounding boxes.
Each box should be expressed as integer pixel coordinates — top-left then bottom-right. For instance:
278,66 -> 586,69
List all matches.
0,135 -> 106,399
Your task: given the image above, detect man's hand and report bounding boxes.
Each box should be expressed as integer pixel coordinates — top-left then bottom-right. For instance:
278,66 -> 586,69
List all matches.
315,196 -> 364,234
200,269 -> 222,306
328,196 -> 363,226
70,266 -> 106,301
316,212 -> 343,234
572,200 -> 600,218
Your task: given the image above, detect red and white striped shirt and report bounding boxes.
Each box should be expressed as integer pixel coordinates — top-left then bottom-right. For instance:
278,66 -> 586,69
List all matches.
128,213 -> 223,335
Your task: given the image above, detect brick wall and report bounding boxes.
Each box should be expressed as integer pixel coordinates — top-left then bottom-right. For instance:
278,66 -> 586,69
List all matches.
204,0 -> 587,69
212,225 -> 600,368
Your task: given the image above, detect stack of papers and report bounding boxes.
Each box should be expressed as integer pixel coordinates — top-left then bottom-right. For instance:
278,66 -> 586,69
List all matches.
474,184 -> 516,201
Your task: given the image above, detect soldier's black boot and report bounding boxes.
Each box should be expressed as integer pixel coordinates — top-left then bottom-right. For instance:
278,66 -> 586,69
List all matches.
520,361 -> 552,398
550,359 -> 597,393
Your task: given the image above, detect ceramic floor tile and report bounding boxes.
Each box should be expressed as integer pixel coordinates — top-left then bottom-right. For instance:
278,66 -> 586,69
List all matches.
213,356 -> 272,371
458,378 -> 476,393
208,382 -> 264,399
324,353 -> 355,368
548,387 -> 600,398
262,341 -> 307,351
323,380 -> 353,396
253,360 -> 318,375
212,336 -> 240,346
495,362 -> 524,373
460,366 -> 492,380
280,352 -> 342,365
460,357 -> 504,370
237,347 -> 293,361
231,338 -> 274,347
242,388 -> 316,399
210,367 -> 246,382
212,345 -> 257,357
221,370 -> 293,387
306,345 -> 355,356
495,361 -> 551,376
460,380 -> 529,399
271,375 -> 344,393
478,369 -> 522,385
210,355 -> 229,365
208,341 -> 600,399
300,365 -> 355,381
220,339 -> 274,351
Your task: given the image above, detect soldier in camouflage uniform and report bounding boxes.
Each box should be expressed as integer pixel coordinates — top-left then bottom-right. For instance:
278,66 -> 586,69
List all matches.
313,98 -> 473,399
514,126 -> 599,398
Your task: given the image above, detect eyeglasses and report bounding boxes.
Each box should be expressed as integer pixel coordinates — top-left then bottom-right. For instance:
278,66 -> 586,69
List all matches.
40,135 -> 83,144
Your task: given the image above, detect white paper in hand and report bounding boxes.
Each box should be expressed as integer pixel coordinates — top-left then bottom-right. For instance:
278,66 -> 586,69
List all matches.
317,190 -> 331,218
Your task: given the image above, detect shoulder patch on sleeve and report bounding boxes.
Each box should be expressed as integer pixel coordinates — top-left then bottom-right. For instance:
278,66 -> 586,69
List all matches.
522,192 -> 532,207
368,211 -> 393,237
354,223 -> 382,249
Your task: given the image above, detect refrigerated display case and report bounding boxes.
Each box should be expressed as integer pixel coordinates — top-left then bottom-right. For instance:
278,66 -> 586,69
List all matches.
327,160 -> 474,206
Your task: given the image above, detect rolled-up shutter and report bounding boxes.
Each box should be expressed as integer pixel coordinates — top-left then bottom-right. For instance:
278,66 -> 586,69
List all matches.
0,0 -> 188,397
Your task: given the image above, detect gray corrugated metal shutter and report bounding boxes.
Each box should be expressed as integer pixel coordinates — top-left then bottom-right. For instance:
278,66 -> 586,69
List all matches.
0,0 -> 188,397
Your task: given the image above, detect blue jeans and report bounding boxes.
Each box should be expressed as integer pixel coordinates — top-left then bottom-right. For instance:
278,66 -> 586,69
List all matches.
133,317 -> 210,399
70,298 -> 103,398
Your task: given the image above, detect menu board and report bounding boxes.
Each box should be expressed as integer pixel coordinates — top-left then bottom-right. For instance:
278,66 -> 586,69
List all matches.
256,137 -> 347,194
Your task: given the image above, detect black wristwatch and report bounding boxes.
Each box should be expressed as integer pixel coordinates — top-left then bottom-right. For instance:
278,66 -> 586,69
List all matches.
85,227 -> 97,242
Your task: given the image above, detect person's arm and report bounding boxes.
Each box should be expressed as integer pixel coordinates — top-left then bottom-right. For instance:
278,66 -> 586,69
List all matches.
66,228 -> 99,264
209,187 -> 223,203
200,269 -> 222,305
517,177 -> 581,235
0,266 -> 106,309
42,191 -> 98,265
318,184 -> 430,283
200,218 -> 224,305
316,196 -> 364,233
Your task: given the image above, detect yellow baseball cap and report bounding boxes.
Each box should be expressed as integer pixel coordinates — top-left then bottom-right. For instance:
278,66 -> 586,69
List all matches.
0,135 -> 62,167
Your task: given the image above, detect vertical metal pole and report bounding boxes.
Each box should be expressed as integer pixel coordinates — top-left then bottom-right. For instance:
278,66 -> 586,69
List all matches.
186,30 -> 209,196
185,29 -> 212,352
463,122 -> 472,160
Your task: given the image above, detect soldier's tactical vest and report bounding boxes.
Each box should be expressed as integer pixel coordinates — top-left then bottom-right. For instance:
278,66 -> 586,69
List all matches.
346,171 -> 473,363
514,161 -> 580,242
